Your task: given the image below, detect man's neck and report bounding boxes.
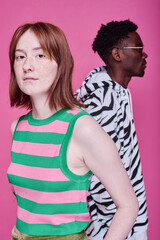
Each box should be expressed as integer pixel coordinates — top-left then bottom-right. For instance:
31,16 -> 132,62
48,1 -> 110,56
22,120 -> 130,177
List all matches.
107,67 -> 131,89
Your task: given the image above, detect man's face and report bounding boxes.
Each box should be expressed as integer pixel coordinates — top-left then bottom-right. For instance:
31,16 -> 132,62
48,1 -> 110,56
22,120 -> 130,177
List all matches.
120,31 -> 148,77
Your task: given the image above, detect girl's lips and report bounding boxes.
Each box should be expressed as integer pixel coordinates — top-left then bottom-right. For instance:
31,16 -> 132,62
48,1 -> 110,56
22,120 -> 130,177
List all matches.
23,77 -> 38,81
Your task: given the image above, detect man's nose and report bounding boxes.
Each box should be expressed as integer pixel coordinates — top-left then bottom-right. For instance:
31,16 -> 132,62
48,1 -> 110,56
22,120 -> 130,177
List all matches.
143,51 -> 148,59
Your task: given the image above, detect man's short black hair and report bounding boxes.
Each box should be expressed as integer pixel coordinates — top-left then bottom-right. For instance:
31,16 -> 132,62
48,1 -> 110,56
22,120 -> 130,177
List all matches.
92,20 -> 138,63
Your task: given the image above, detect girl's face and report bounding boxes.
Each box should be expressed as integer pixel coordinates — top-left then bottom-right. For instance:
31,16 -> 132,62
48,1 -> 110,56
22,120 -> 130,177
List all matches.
14,29 -> 58,99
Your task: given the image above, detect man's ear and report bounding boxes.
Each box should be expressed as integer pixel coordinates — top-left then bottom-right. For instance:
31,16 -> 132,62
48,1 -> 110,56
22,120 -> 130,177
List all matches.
111,48 -> 121,62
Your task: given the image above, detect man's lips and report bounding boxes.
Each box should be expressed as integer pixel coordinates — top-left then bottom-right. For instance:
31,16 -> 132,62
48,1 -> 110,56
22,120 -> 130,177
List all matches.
143,61 -> 147,68
23,77 -> 38,81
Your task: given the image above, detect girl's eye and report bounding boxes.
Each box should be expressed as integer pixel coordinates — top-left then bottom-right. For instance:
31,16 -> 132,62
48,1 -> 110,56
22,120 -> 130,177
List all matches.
36,54 -> 46,59
15,55 -> 25,61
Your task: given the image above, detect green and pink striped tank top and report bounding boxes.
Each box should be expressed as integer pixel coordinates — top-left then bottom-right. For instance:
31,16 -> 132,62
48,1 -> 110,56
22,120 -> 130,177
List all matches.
7,107 -> 92,236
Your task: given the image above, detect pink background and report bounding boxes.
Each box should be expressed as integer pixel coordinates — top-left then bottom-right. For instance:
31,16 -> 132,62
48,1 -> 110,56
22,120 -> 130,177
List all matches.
0,0 -> 159,239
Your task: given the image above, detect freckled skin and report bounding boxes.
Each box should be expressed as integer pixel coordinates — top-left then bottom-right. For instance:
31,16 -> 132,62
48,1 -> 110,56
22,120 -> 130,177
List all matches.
14,30 -> 58,99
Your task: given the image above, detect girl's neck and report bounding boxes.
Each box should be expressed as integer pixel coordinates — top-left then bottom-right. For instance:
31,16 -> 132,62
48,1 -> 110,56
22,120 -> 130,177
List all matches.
30,96 -> 60,120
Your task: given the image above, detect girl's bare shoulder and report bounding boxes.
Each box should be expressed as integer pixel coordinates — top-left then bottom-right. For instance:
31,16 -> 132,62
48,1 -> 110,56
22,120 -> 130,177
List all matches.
10,118 -> 19,138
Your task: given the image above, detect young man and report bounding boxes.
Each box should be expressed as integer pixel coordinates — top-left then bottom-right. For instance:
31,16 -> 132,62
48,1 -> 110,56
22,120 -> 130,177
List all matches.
76,20 -> 148,240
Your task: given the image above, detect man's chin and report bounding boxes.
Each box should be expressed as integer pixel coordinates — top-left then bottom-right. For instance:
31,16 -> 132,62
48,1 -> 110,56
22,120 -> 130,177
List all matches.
139,71 -> 145,77
136,71 -> 145,77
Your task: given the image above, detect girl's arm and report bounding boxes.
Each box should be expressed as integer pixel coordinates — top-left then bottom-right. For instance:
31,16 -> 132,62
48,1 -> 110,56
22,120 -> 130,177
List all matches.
73,115 -> 139,240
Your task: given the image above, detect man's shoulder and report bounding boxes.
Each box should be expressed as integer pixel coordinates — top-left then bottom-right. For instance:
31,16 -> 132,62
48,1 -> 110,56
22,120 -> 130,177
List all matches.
86,66 -> 108,81
86,66 -> 116,92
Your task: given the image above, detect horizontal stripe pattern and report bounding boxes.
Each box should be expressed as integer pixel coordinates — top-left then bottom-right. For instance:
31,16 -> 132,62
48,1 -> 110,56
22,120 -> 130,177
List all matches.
8,163 -> 69,182
13,185 -> 88,204
11,152 -> 60,168
14,131 -> 64,144
16,218 -> 89,236
16,195 -> 88,214
67,108 -> 82,115
8,173 -> 90,192
7,107 -> 91,235
16,120 -> 69,134
12,141 -> 61,157
17,207 -> 90,225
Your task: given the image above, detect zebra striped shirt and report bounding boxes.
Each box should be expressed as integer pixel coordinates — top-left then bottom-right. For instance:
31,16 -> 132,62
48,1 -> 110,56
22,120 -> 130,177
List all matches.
76,66 -> 148,239
7,107 -> 92,236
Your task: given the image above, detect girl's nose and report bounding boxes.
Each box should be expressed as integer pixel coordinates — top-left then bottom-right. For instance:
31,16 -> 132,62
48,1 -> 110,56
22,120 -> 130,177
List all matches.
23,57 -> 34,72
